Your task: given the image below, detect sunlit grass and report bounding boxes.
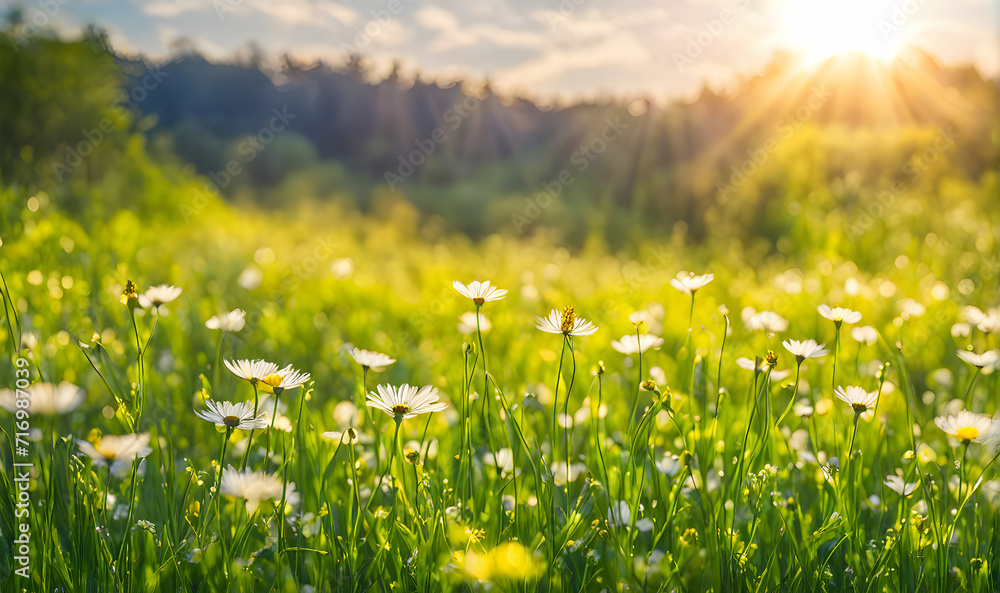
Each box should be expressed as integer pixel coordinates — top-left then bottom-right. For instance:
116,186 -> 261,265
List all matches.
1,196 -> 999,592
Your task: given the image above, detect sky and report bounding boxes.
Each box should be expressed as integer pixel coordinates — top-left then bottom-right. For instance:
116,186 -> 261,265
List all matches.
6,0 -> 1000,101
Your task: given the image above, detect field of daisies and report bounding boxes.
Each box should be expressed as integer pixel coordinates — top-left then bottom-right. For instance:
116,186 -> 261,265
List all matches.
0,185 -> 998,592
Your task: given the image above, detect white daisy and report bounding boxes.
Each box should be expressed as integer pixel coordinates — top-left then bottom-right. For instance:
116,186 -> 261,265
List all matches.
793,400 -> 815,418
884,474 -> 919,496
219,465 -> 288,514
349,348 -> 396,372
258,365 -> 310,396
964,305 -> 1000,334
850,326 -> 878,346
321,427 -> 372,445
551,461 -> 587,485
742,309 -> 789,333
818,305 -> 862,325
457,312 -> 491,335
195,400 -> 268,430
834,385 -> 879,415
138,284 -> 182,309
782,339 -> 829,363
610,334 -> 664,355
76,433 -> 152,478
956,349 -> 1000,369
206,309 -> 246,332
453,280 -> 507,305
0,381 -> 85,415
536,306 -> 598,337
669,272 -> 714,296
656,453 -> 681,476
484,447 -> 515,473
225,359 -> 280,386
366,384 -> 447,420
935,410 -> 994,444
608,500 -> 632,527
735,357 -> 792,381
258,396 -> 293,433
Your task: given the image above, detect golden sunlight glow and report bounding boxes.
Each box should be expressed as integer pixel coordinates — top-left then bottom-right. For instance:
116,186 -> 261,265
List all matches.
780,0 -> 898,64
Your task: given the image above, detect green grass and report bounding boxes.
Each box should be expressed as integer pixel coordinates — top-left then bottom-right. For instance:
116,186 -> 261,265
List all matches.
0,192 -> 999,592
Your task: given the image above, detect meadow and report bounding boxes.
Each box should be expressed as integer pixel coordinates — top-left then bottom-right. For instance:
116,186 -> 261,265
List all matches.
2,29 -> 1000,593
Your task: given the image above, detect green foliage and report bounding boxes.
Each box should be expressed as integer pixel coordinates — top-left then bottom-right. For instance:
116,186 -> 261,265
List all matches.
0,29 -> 999,593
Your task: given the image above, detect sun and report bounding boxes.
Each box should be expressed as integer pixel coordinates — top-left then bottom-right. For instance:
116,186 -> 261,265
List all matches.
780,0 -> 898,64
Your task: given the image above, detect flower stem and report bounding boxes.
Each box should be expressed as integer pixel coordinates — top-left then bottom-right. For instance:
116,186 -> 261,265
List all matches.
241,383 -> 259,470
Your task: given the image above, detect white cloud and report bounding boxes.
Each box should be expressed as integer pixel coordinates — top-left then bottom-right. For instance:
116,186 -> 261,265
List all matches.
494,33 -> 651,91
139,0 -> 203,18
247,0 -> 358,27
415,6 -> 544,52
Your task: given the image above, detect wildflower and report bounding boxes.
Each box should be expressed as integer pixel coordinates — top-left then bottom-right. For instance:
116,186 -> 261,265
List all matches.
349,348 -> 396,372
884,474 -> 919,496
656,454 -> 681,476
682,528 -> 699,545
764,350 -> 779,368
258,365 -> 311,396
321,427 -> 372,445
195,400 -> 268,430
258,396 -> 293,432
134,519 -> 156,535
453,280 -> 507,305
366,384 -> 447,421
793,400 -> 815,418
834,386 -> 879,416
536,306 -> 598,336
669,272 -> 713,296
457,312 -> 491,335
486,448 -> 515,473
956,348 -> 999,369
934,410 -> 993,444
964,305 -> 1000,334
225,359 -> 279,386
850,326 -> 878,346
219,465 -> 287,514
76,433 -> 152,478
611,333 -> 663,355
608,500 -> 631,526
735,358 -> 791,381
742,308 -> 789,333
818,305 -> 862,326
0,381 -> 85,415
783,339 -> 829,364
815,398 -> 834,416
205,309 -> 246,332
951,323 -> 971,338
120,280 -> 139,308
138,284 -> 182,310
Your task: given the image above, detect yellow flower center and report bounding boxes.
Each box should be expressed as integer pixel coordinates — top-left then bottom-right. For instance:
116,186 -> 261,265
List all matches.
851,402 -> 868,414
223,415 -> 241,428
260,374 -> 283,391
473,297 -> 485,305
120,280 -> 138,305
96,441 -> 117,458
559,306 -> 576,333
392,404 -> 409,416
955,426 -> 979,442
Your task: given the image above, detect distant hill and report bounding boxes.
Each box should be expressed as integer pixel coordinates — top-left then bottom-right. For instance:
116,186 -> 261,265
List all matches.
131,48 -> 998,185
